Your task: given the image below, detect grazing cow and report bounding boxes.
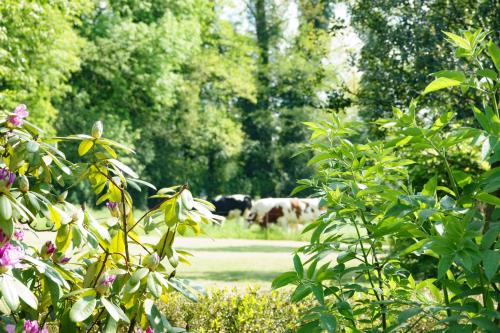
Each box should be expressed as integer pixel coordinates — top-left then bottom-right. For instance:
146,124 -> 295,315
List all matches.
211,194 -> 252,218
247,198 -> 322,228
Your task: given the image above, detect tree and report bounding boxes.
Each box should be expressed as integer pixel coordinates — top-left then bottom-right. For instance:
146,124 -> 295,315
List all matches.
56,0 -> 254,200
350,0 -> 500,124
0,0 -> 92,133
239,0 -> 339,196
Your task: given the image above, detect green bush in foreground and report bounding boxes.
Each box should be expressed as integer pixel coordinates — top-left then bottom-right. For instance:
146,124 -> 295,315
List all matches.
275,29 -> 499,332
0,107 -> 217,332
163,289 -> 311,333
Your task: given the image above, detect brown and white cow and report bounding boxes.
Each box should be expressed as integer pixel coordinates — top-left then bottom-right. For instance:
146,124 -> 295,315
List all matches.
247,198 -> 322,228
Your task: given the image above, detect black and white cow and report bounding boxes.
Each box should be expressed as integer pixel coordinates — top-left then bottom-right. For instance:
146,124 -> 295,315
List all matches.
211,194 -> 252,218
247,198 -> 322,228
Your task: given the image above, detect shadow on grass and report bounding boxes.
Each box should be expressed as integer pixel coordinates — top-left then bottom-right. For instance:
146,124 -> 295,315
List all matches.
180,245 -> 297,253
183,270 -> 282,282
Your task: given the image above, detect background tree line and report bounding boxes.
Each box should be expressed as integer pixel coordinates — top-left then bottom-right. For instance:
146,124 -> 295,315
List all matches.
1,0 -> 498,205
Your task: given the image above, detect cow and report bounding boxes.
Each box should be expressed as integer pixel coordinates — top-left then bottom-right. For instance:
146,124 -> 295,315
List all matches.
211,194 -> 253,218
247,197 -> 322,229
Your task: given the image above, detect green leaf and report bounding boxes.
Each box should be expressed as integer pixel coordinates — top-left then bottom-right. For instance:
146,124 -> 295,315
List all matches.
180,189 -> 194,210
443,31 -> 471,50
108,159 -> 139,178
471,317 -> 499,333
423,77 -> 462,95
144,299 -> 171,333
482,250 -> 500,281
147,273 -> 163,299
476,192 -> 500,206
101,298 -> 130,323
167,278 -> 198,302
438,256 -> 453,280
488,41 -> 500,73
293,254 -> 304,277
422,175 -> 437,196
103,317 -> 118,333
12,277 -> 37,309
297,320 -> 321,333
0,275 -> 19,311
130,268 -> 149,283
70,296 -> 97,322
78,140 -> 94,156
477,69 -> 497,80
398,307 -> 422,324
319,314 -> 336,333
433,70 -> 466,82
0,195 -> 12,221
291,284 -> 311,303
272,271 -> 297,289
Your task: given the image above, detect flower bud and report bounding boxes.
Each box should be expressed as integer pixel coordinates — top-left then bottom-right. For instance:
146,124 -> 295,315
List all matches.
106,201 -> 120,218
0,168 -> 15,193
95,274 -> 116,294
57,191 -> 68,203
91,121 -> 103,139
40,241 -> 56,260
143,253 -> 160,271
18,176 -> 29,193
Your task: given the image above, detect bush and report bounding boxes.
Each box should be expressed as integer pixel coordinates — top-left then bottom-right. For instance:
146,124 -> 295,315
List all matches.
275,29 -> 500,332
0,107 -> 217,332
163,288 -> 312,333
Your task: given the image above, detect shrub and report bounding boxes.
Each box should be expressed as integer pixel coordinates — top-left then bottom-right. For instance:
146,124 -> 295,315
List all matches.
163,288 -> 312,333
0,107 -> 217,332
274,29 -> 500,332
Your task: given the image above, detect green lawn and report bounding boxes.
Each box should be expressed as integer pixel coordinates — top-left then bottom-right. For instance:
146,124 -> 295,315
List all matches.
174,238 -> 306,289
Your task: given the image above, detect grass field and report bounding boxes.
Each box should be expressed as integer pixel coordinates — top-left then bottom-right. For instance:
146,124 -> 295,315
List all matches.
174,237 -> 306,289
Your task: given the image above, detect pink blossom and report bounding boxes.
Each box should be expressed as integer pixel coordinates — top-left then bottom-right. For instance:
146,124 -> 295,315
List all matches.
7,104 -> 29,127
137,327 -> 154,333
14,229 -> 24,241
58,256 -> 70,264
5,324 -> 15,333
23,320 -> 48,333
100,274 -> 116,287
0,243 -> 24,270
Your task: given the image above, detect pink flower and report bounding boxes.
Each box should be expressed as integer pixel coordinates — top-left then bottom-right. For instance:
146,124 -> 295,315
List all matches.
58,256 -> 70,264
137,327 -> 154,333
100,274 -> 116,287
7,104 -> 29,127
23,320 -> 48,333
0,243 -> 24,271
14,229 -> 24,241
0,168 -> 15,192
5,324 -> 15,333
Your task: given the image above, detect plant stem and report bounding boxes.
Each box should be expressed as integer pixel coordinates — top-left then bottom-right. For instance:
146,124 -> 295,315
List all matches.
127,317 -> 137,333
87,308 -> 105,333
121,189 -> 130,262
93,252 -> 110,287
442,279 -> 452,317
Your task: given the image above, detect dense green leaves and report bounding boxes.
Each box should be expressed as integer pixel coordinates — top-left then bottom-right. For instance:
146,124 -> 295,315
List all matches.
276,29 -> 500,332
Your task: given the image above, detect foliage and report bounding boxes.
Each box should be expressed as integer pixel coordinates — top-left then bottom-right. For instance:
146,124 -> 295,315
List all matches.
350,0 -> 500,125
0,0 -> 92,133
274,30 -> 499,332
0,105 -> 218,332
55,0 -> 255,201
163,288 -> 312,333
